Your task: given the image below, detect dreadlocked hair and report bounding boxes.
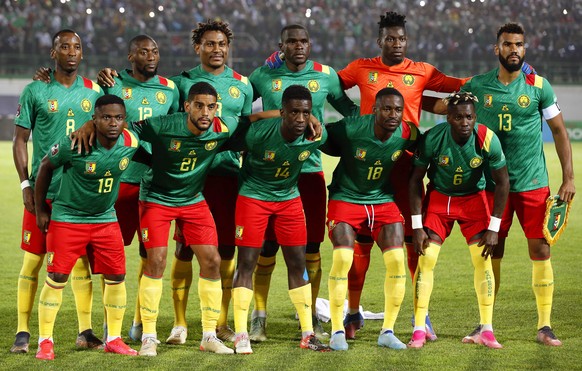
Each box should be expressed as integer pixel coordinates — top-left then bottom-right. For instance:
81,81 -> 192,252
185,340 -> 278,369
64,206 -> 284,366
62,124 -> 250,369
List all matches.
443,92 -> 479,107
191,19 -> 233,46
378,11 -> 406,37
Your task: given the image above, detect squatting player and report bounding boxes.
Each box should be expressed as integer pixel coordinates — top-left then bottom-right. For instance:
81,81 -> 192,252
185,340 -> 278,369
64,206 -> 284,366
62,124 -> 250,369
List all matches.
322,88 -> 419,351
34,95 -> 139,360
12,29 -> 103,353
407,92 -> 509,349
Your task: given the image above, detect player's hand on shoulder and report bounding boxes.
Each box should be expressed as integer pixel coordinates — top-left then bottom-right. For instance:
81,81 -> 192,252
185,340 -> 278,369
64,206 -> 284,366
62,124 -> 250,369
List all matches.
70,120 -> 96,154
97,68 -> 118,87
307,114 -> 322,141
33,67 -> 52,83
264,51 -> 285,69
22,187 -> 35,214
521,61 -> 536,75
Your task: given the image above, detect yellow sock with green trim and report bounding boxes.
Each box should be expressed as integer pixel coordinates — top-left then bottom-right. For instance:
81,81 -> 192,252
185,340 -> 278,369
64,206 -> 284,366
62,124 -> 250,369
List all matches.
305,252 -> 322,311
133,257 -> 146,325
103,279 -> 126,339
532,259 -> 554,329
199,277 -> 222,333
491,257 -> 502,297
382,247 -> 406,330
233,287 -> 253,333
170,257 -> 192,327
253,255 -> 276,313
289,284 -> 313,333
413,243 -> 440,330
218,258 -> 235,327
469,244 -> 494,326
17,251 -> 44,333
71,256 -> 93,333
139,274 -> 163,336
38,277 -> 67,339
328,248 -> 353,333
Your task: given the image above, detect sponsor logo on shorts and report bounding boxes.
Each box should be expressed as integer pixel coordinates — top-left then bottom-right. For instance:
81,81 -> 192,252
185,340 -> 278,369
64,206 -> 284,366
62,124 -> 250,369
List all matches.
229,86 -> 240,98
517,94 -> 531,108
122,88 -> 132,99
119,157 -> 130,170
272,79 -> 282,92
470,156 -> 483,168
47,252 -> 54,266
48,100 -> 58,112
391,150 -> 402,162
85,162 -> 96,174
156,91 -> 167,104
205,140 -> 217,151
169,139 -> 181,152
50,143 -> 59,156
355,148 -> 367,161
402,74 -> 415,86
484,94 -> 493,107
368,72 -> 378,83
235,225 -> 244,239
298,150 -> 310,161
264,150 -> 276,161
307,80 -> 320,93
141,228 -> 149,242
438,155 -> 449,166
81,99 -> 92,112
23,230 -> 32,244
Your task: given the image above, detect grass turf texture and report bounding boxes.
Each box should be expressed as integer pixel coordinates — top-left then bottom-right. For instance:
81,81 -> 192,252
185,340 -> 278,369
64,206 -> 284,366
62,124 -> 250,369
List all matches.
0,141 -> 580,370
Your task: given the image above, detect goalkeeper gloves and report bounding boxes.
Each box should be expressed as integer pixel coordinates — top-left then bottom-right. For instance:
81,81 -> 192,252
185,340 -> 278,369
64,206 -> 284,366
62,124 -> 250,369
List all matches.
264,51 -> 285,69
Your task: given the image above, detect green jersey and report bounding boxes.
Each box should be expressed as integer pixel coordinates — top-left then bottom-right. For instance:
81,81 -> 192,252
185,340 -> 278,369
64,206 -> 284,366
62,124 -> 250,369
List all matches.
324,115 -> 419,203
233,117 -> 328,201
130,113 -> 239,206
171,65 -> 253,176
47,129 -> 139,223
103,69 -> 180,184
14,73 -> 103,199
414,123 -> 506,196
462,69 -> 559,192
249,60 -> 358,173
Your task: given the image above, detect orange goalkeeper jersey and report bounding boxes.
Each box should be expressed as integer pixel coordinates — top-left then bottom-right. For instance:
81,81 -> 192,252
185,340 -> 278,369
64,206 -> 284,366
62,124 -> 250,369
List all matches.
338,57 -> 469,125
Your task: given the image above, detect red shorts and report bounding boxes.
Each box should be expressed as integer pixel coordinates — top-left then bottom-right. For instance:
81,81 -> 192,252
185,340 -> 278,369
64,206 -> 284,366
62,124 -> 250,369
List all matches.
46,221 -> 125,275
391,150 -> 417,237
202,175 -> 238,246
326,199 -> 404,242
235,195 -> 306,248
20,200 -> 52,255
139,201 -> 217,248
424,189 -> 490,244
264,172 -> 326,243
115,182 -> 140,246
486,187 -> 549,239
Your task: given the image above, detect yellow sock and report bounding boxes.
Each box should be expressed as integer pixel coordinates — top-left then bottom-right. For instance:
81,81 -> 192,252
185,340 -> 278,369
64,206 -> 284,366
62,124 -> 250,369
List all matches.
170,257 -> 192,328
532,259 -> 554,329
289,284 -> 313,334
139,274 -> 163,336
38,277 -> 66,339
133,257 -> 146,324
17,252 -> 44,333
413,243 -> 441,330
469,244 -> 494,326
103,279 -> 127,339
218,258 -> 235,327
253,255 -> 276,313
328,248 -> 354,333
71,256 -> 93,333
233,287 -> 254,333
100,275 -> 107,327
491,257 -> 501,297
199,277 -> 222,333
382,247 -> 407,330
305,252 -> 322,311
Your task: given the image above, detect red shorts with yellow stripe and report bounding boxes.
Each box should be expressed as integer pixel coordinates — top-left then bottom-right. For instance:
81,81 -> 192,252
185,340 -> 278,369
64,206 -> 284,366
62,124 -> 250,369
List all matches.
20,200 -> 52,255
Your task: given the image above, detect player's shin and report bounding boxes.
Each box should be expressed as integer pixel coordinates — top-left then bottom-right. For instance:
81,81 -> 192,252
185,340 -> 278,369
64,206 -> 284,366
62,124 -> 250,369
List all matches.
469,244 -> 494,326
252,255 -> 276,316
289,283 -> 313,335
199,277 -> 222,334
305,252 -> 322,311
103,279 -> 127,340
38,277 -> 67,339
17,252 -> 44,333
328,248 -> 354,333
71,256 -> 93,333
532,259 -> 554,329
347,241 -> 372,312
132,257 -> 146,325
382,247 -> 406,331
170,257 -> 192,328
413,243 -> 441,331
233,287 -> 254,334
139,273 -> 163,338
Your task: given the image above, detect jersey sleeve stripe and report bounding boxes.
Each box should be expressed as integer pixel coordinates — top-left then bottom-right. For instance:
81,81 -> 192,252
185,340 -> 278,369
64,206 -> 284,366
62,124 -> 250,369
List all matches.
312,62 -> 331,75
525,74 -> 544,89
82,77 -> 101,93
542,103 -> 561,120
212,117 -> 229,133
232,71 -> 249,85
476,124 -> 490,151
158,76 -> 176,89
122,129 -> 139,147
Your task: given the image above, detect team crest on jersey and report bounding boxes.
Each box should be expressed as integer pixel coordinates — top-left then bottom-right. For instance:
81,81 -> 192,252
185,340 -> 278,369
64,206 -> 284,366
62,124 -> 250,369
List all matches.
47,252 -> 54,266
142,98 -> 150,105
517,94 -> 531,108
23,230 -> 31,244
85,162 -> 96,174
402,74 -> 415,86
104,170 -> 112,177
205,140 -> 217,151
50,143 -> 59,156
455,166 -> 463,173
81,99 -> 92,112
501,104 -> 509,111
156,91 -> 167,104
122,88 -> 132,99
119,157 -> 130,171
438,155 -> 450,166
141,228 -> 149,242
368,72 -> 378,83
307,80 -> 320,93
391,150 -> 403,162
48,100 -> 58,112
169,139 -> 181,152
272,79 -> 283,92
484,94 -> 493,107
235,225 -> 244,239
229,86 -> 241,99
264,150 -> 276,161
67,108 -> 74,117
470,157 -> 483,168
298,150 -> 311,161
355,148 -> 367,161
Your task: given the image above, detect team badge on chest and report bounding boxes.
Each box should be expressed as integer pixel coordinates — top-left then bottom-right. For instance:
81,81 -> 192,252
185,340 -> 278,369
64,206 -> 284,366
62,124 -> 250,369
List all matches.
81,99 -> 92,112
298,150 -> 311,161
272,79 -> 282,92
307,80 -> 320,93
169,139 -> 181,152
517,94 -> 531,108
85,162 -> 96,174
156,91 -> 167,104
264,150 -> 276,161
122,88 -> 132,99
229,86 -> 241,98
402,74 -> 415,86
355,148 -> 367,161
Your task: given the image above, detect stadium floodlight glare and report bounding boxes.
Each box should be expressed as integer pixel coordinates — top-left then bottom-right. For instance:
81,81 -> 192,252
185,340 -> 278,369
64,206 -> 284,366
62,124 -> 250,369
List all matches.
86,8 -> 92,14
158,5 -> 164,11
60,0 -> 66,4
420,1 -> 426,7
305,8 -> 311,17
149,11 -> 155,17
563,9 -> 568,14
468,28 -> 474,34
119,7 -> 125,13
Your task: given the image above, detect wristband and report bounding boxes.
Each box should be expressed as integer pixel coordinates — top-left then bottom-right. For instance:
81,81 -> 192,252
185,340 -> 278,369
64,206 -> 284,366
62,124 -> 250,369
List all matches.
20,180 -> 31,190
411,214 -> 423,229
488,216 -> 501,232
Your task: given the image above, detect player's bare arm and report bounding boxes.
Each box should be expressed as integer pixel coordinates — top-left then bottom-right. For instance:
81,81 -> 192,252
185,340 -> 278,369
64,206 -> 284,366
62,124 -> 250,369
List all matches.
34,155 -> 56,233
70,120 -> 96,153
13,126 -> 34,213
478,165 -> 509,258
546,113 -> 575,202
409,165 -> 430,255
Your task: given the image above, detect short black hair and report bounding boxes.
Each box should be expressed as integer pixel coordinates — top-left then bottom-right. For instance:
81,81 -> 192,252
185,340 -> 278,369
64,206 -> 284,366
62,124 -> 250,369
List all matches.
191,19 -> 233,46
282,85 -> 312,106
95,94 -> 125,110
280,24 -> 309,42
375,87 -> 404,103
128,34 -> 157,53
52,29 -> 79,48
496,22 -> 525,41
378,11 -> 406,37
187,82 -> 218,101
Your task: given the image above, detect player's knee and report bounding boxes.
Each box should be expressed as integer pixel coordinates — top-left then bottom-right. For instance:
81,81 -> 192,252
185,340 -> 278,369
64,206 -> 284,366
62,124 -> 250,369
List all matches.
218,245 -> 236,260
48,272 -> 69,283
261,240 -> 279,257
175,241 -> 194,261
419,249 -> 438,271
139,242 -> 147,259
305,242 -> 321,254
103,274 -> 125,282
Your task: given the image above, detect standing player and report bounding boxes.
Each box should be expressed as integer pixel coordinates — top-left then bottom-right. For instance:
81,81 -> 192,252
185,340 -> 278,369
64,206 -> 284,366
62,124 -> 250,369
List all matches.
323,88 -> 419,351
455,23 -> 575,345
11,29 -> 103,353
407,92 -> 509,349
247,24 -> 358,341
229,85 -> 329,354
34,95 -> 139,360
